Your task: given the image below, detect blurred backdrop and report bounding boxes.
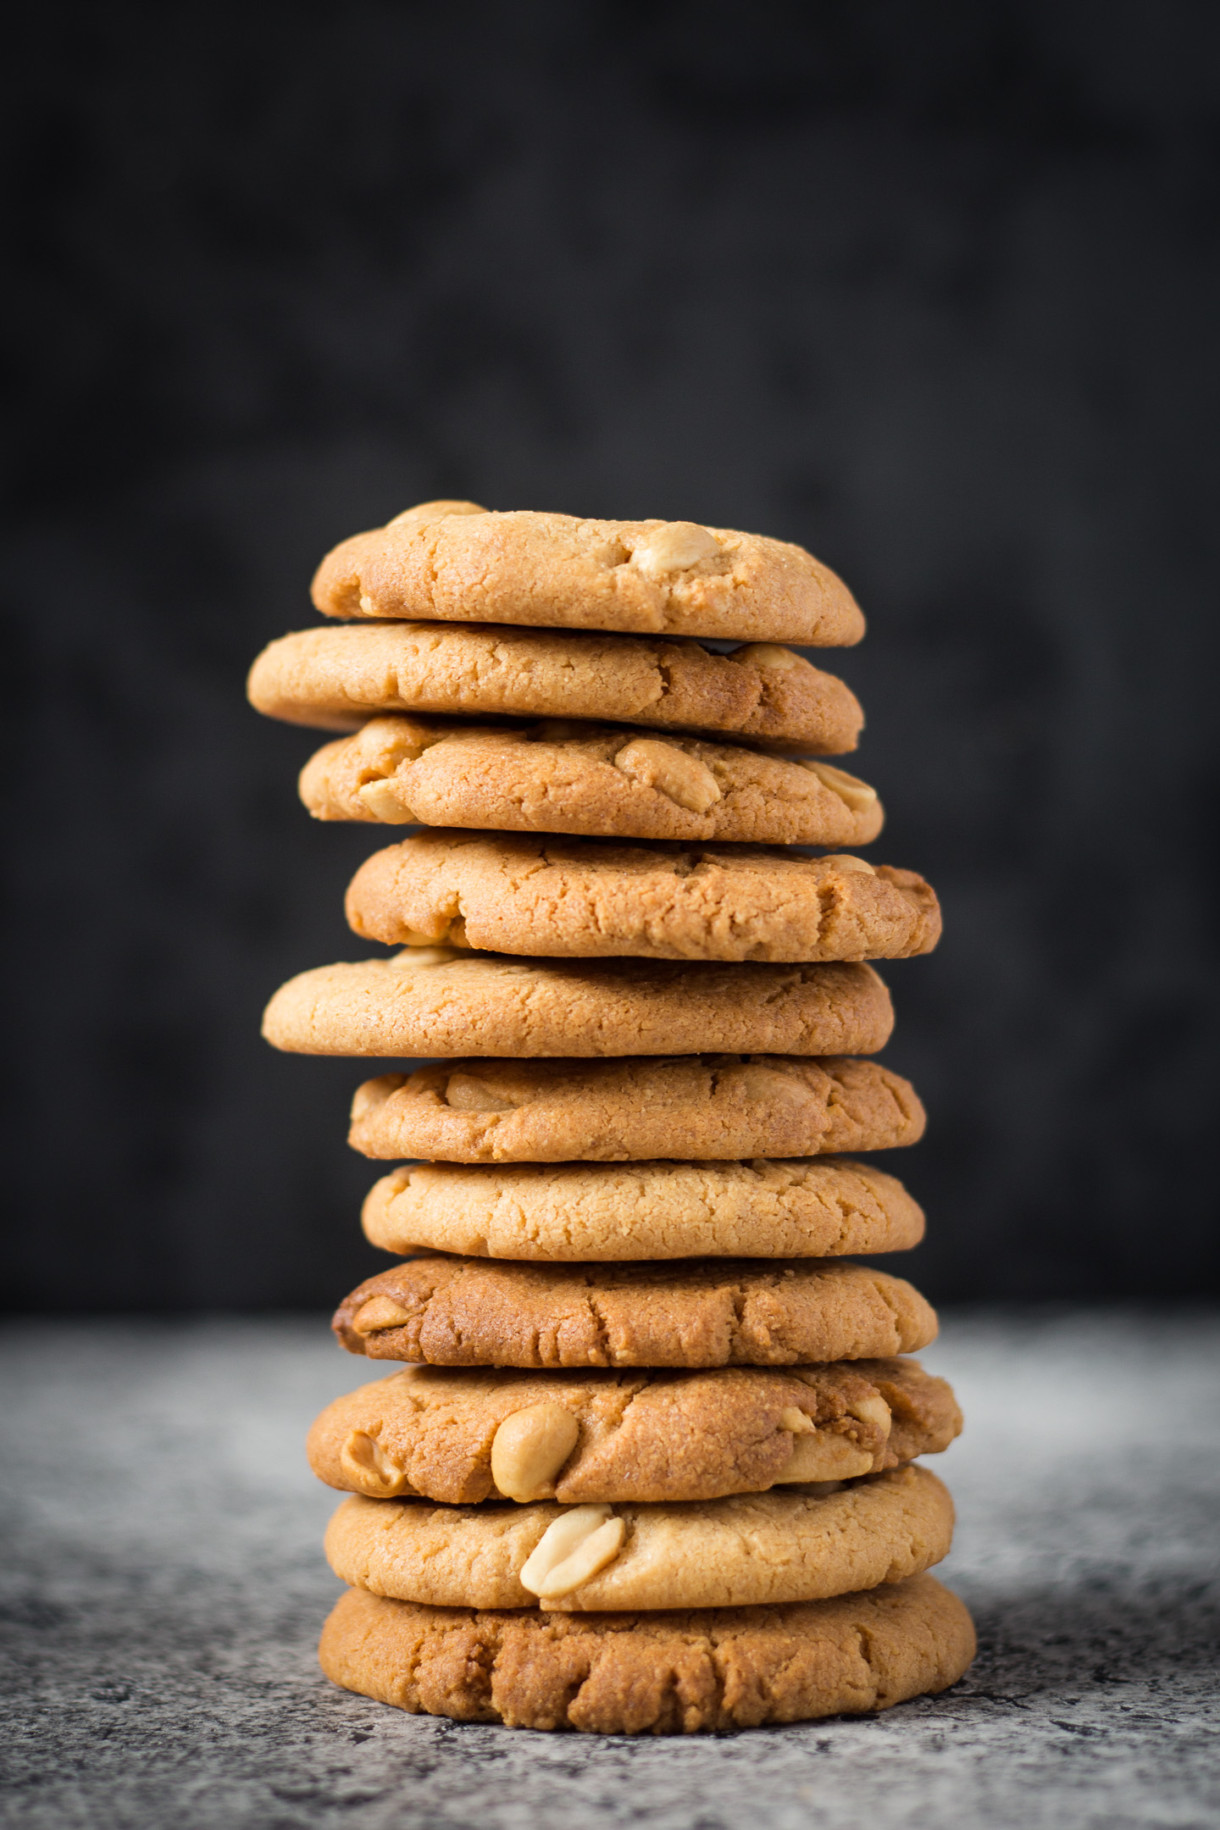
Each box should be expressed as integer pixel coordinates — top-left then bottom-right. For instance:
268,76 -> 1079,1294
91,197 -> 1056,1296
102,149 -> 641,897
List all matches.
4,1 -> 1218,1312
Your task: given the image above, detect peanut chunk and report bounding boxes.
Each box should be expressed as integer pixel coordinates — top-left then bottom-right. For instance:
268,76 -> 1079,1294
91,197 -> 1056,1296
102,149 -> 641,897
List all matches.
357,779 -> 414,821
736,642 -> 801,671
351,1296 -> 415,1335
519,1504 -> 626,1599
848,1394 -> 893,1436
631,522 -> 721,578
339,1430 -> 412,1496
443,1074 -> 520,1113
736,1065 -> 807,1103
805,761 -> 878,814
614,738 -> 722,814
779,1433 -> 875,1482
387,500 -> 486,527
818,854 -> 876,875
491,1402 -> 581,1501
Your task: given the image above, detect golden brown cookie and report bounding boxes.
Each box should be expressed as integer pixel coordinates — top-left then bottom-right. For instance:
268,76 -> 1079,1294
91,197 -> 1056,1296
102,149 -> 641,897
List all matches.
246,622 -> 864,750
307,1360 -> 959,1504
261,951 -> 894,1059
318,1573 -> 975,1732
361,1157 -> 924,1261
299,717 -> 883,846
322,1465 -> 954,1611
348,1054 -> 925,1162
333,1256 -> 939,1369
311,503 -> 865,645
345,833 -> 942,964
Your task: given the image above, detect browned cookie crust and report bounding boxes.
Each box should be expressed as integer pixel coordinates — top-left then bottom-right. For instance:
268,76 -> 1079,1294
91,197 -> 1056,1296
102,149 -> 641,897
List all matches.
311,505 -> 865,645
349,1054 -> 925,1162
345,832 -> 942,964
361,1156 -> 925,1262
333,1256 -> 938,1369
247,622 -> 864,750
307,1359 -> 960,1505
261,952 -> 894,1059
299,717 -> 883,846
318,1573 -> 975,1732
323,1466 -> 955,1611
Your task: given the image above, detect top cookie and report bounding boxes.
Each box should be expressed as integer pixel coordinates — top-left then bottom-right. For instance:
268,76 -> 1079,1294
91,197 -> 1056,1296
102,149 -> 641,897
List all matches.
311,503 -> 865,645
247,623 -> 864,751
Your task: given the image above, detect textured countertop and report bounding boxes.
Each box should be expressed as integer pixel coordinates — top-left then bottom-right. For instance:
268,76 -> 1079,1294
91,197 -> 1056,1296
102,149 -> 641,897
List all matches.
2,1312 -> 1218,1829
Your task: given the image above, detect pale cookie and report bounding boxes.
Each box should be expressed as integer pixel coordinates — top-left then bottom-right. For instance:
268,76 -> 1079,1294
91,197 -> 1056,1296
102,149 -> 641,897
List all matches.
318,1572 -> 976,1733
311,503 -> 865,646
361,1157 -> 924,1261
299,717 -> 883,846
247,622 -> 864,750
307,1359 -> 959,1504
322,1465 -> 954,1611
333,1256 -> 939,1369
261,952 -> 894,1059
345,832 -> 942,964
349,1054 -> 925,1162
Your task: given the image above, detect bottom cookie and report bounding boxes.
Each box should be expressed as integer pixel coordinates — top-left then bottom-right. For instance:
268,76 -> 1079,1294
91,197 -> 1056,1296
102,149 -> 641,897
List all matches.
319,1574 -> 975,1733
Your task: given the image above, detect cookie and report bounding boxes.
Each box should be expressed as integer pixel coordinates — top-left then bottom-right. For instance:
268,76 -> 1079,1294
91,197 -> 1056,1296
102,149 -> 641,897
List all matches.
311,503 -> 865,646
261,951 -> 894,1059
345,833 -> 942,964
348,1054 -> 925,1162
299,718 -> 883,847
307,1359 -> 959,1504
318,1572 -> 975,1732
333,1257 -> 939,1369
246,622 -> 864,751
361,1157 -> 924,1261
321,1465 -> 954,1611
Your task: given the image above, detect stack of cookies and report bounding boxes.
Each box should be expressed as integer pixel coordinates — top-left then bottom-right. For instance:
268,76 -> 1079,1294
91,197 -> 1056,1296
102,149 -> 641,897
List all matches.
253,502 -> 975,1735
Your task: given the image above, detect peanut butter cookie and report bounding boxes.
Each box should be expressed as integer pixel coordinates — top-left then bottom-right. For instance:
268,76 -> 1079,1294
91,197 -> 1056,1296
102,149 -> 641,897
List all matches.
345,832 -> 941,963
318,1572 -> 975,1731
307,1359 -> 959,1505
333,1256 -> 938,1369
311,503 -> 865,645
348,1054 -> 924,1161
361,1157 -> 924,1261
300,717 -> 883,846
321,1465 -> 954,1610
261,951 -> 894,1059
247,622 -> 863,750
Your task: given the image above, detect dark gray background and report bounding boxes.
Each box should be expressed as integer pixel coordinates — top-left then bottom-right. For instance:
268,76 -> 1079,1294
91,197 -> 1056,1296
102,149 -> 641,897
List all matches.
4,0 -> 1218,1311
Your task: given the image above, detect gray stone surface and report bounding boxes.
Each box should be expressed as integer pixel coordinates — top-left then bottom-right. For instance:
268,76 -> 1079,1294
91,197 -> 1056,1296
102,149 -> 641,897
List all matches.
1,1312 -> 1218,1830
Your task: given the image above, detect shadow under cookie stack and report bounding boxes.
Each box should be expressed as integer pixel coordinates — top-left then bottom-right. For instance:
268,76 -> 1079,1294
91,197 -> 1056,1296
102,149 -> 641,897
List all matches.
252,500 -> 976,1735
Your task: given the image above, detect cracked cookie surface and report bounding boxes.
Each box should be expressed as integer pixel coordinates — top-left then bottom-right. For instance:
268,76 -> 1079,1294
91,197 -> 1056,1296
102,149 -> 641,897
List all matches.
321,1465 -> 955,1610
311,504 -> 865,645
360,1156 -> 924,1261
345,831 -> 941,963
333,1256 -> 938,1369
247,621 -> 864,749
300,716 -> 883,845
307,1360 -> 959,1505
318,1572 -> 975,1731
261,951 -> 893,1059
349,1053 -> 924,1161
